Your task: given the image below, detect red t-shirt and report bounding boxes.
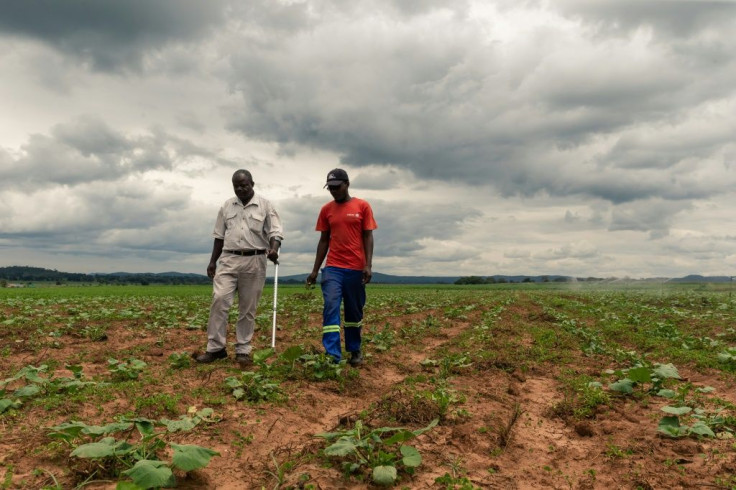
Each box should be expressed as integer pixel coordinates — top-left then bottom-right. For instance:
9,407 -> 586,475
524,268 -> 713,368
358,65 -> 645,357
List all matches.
316,198 -> 377,270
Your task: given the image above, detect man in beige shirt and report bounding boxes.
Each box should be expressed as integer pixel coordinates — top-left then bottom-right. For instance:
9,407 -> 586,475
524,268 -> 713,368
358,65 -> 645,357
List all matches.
195,169 -> 283,368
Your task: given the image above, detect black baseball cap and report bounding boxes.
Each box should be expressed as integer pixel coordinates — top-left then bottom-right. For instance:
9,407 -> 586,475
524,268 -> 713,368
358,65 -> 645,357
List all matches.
325,168 -> 349,187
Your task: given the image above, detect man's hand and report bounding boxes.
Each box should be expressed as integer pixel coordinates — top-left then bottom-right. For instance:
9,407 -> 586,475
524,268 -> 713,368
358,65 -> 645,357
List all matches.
362,266 -> 372,285
267,248 -> 280,265
207,238 -> 224,279
305,271 -> 318,288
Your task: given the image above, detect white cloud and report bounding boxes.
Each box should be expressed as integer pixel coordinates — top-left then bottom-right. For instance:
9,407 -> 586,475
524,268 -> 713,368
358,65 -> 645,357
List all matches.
533,241 -> 599,261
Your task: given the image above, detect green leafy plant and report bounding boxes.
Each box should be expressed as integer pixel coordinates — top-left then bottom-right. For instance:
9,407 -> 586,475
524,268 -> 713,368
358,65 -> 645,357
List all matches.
367,323 -> 395,352
167,352 -> 191,370
0,364 -> 95,411
159,407 -> 219,432
2,465 -> 14,489
375,381 -> 465,425
550,372 -> 611,420
80,324 -> 108,341
557,318 -> 607,356
0,397 -> 22,414
435,472 -> 480,490
606,362 -> 680,396
420,353 -> 473,378
222,348 -> 294,403
298,352 -> 345,381
47,410 -> 219,488
426,381 -> 465,421
265,345 -> 346,382
264,452 -> 296,488
107,358 -> 147,381
225,371 -> 283,403
604,441 -> 634,459
718,347 -> 736,365
316,418 -> 437,486
439,353 -> 473,377
658,405 -> 717,438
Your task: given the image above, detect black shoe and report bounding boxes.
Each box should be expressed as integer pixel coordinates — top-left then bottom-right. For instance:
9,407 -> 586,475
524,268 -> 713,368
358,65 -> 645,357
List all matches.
348,350 -> 363,366
195,349 -> 227,363
235,353 -> 252,368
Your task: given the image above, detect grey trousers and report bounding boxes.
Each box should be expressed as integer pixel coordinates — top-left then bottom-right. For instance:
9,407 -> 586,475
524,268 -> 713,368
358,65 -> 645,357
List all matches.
206,253 -> 267,355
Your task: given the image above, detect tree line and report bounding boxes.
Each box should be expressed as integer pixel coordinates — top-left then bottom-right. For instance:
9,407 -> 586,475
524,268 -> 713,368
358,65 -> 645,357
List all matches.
454,275 -> 604,284
0,266 -> 211,286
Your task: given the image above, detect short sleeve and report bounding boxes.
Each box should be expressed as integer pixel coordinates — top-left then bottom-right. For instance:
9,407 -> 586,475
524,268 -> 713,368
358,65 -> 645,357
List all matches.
212,205 -> 226,239
264,201 -> 284,241
316,205 -> 330,231
361,202 -> 377,230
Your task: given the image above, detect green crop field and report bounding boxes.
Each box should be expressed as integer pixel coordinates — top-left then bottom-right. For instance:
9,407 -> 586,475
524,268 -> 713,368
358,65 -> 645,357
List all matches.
2,283 -> 736,489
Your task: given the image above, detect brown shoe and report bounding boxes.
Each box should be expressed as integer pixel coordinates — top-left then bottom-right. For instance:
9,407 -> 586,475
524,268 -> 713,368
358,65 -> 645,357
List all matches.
236,353 -> 252,368
195,349 -> 227,363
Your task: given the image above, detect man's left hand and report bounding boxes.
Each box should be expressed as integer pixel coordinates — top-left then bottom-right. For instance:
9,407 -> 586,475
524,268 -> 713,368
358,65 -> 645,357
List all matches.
362,266 -> 372,284
267,249 -> 279,264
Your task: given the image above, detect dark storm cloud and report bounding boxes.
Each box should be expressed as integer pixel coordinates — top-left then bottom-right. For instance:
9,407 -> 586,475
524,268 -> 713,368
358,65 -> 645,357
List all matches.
557,0 -> 736,37
1,181 -> 188,235
52,117 -> 131,157
0,177 -> 213,258
0,117 -> 220,189
601,130 -> 731,170
373,199 -> 482,256
2,0 -> 734,277
539,165 -> 726,205
608,199 -> 691,239
0,0 -> 228,71
222,0 -> 736,207
0,115 -> 232,261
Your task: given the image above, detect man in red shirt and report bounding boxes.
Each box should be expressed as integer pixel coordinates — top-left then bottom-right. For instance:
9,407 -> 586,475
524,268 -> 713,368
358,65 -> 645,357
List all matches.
306,168 -> 377,365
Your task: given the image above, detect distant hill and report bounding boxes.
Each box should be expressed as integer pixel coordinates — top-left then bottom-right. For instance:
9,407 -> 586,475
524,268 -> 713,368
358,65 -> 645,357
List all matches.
276,272 -> 460,284
1,266 -> 733,286
99,271 -> 206,279
0,266 -> 91,283
278,273 -> 574,284
0,266 -> 210,285
667,275 -> 733,283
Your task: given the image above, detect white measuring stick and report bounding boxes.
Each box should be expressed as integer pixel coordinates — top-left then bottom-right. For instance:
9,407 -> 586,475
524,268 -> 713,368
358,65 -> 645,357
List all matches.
271,251 -> 279,349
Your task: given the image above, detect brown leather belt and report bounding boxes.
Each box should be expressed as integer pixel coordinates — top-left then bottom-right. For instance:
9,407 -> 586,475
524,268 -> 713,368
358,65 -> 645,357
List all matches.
224,249 -> 266,256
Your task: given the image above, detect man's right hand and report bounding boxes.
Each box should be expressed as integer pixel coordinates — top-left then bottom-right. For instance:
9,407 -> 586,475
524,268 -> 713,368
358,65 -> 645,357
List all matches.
305,271 -> 318,288
207,262 -> 217,279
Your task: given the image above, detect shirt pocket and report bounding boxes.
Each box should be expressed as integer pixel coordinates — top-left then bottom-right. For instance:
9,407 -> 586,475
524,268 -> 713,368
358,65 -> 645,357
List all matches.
225,211 -> 240,229
248,213 -> 265,234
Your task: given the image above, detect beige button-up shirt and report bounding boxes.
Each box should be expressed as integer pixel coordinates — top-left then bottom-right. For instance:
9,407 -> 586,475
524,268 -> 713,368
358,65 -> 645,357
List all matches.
213,194 -> 284,251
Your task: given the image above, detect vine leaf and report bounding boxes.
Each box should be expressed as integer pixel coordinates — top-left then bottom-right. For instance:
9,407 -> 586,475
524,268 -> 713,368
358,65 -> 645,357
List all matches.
171,443 -> 220,472
122,460 -> 175,489
372,465 -> 398,485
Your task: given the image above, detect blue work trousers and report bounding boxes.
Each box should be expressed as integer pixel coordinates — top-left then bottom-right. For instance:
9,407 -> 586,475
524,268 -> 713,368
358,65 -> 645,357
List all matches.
321,266 -> 365,361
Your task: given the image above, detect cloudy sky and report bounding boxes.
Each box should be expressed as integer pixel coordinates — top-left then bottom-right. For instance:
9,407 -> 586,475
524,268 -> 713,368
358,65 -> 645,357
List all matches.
1,0 -> 735,279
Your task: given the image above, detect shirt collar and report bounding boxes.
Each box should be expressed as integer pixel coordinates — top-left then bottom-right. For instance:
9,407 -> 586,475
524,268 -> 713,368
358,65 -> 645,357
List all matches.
236,193 -> 259,207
